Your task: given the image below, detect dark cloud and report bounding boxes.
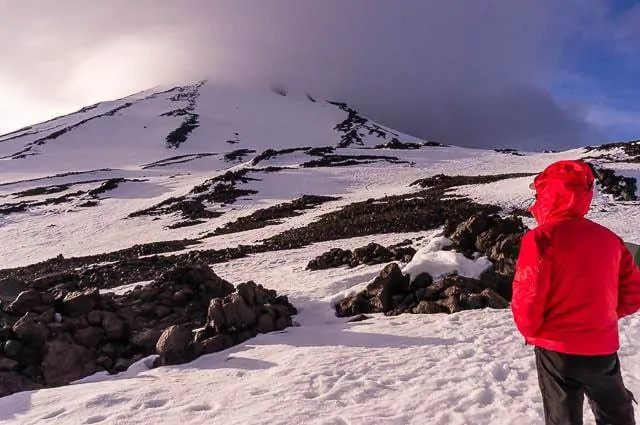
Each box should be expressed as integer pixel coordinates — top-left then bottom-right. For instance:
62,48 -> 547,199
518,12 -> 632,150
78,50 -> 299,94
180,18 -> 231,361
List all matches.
0,0 -> 611,148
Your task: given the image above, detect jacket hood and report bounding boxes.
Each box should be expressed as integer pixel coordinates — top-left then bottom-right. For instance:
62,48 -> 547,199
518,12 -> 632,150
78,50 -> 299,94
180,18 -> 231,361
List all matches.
530,160 -> 594,225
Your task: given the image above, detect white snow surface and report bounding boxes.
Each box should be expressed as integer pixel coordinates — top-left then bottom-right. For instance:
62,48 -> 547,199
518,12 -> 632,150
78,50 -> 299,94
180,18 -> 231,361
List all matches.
401,237 -> 493,281
1,82 -> 640,424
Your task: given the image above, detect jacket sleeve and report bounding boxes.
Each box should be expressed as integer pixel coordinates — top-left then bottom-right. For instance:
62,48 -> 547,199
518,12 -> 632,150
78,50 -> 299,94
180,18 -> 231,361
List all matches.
511,230 -> 553,338
617,241 -> 640,319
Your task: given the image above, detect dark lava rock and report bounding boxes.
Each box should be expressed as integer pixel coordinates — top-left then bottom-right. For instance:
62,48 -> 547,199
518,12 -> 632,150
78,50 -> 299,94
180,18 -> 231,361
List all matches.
413,301 -> 445,314
12,313 -> 49,347
347,314 -> 372,323
73,327 -> 104,348
42,337 -> 97,387
6,290 -> 41,315
0,278 -> 27,305
154,325 -> 196,367
3,340 -> 23,358
0,371 -> 42,397
63,289 -> 99,317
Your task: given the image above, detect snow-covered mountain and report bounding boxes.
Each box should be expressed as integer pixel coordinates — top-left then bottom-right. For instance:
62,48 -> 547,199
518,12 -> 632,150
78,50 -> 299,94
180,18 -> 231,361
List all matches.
0,81 -> 639,424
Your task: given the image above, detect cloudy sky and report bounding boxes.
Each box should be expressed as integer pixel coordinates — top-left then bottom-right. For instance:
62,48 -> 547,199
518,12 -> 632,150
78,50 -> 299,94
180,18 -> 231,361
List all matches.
1,0 -> 639,149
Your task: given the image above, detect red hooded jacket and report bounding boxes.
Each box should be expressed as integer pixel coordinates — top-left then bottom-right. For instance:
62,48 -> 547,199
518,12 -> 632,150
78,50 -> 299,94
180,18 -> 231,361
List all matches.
511,160 -> 640,355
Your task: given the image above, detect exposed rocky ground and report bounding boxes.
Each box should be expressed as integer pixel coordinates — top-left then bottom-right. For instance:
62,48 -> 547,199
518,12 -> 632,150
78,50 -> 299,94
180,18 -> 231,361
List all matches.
0,263 -> 296,397
4,103 -> 134,160
588,164 -> 638,201
306,241 -> 416,271
209,195 -> 340,236
0,178 -> 143,215
2,172 -> 532,292
494,148 -> 524,156
141,153 -> 218,169
129,169 -> 260,221
329,101 -> 400,147
163,82 -> 204,149
584,140 -> 640,163
335,212 -> 525,318
300,154 -> 411,168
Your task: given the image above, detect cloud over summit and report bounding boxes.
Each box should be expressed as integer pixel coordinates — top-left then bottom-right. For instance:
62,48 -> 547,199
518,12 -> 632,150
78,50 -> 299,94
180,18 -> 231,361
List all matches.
0,0 -> 622,148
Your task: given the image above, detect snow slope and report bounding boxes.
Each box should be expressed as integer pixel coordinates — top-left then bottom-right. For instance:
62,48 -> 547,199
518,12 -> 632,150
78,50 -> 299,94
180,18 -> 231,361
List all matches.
1,82 -> 639,424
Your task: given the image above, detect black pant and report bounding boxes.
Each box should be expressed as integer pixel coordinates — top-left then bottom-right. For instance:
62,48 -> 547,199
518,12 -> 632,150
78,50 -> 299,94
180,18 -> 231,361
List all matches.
535,347 -> 636,425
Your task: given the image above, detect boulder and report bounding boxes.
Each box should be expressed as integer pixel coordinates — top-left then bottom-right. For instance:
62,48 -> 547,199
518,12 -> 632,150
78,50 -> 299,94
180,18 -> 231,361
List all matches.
257,313 -> 275,333
130,329 -> 163,354
366,263 -> 409,312
412,301 -> 444,314
459,293 -> 485,309
335,293 -> 371,317
410,272 -> 433,289
12,313 -> 49,347
3,340 -> 23,358
0,357 -> 19,371
42,337 -> 96,387
0,371 -> 42,397
63,289 -> 99,317
155,325 -> 196,367
221,294 -> 257,330
86,310 -> 103,326
207,299 -> 226,331
437,296 -> 463,314
74,327 -> 104,348
0,325 -> 14,341
102,312 -> 126,340
6,290 -> 42,315
347,314 -> 372,323
201,334 -> 234,354
481,289 -> 509,309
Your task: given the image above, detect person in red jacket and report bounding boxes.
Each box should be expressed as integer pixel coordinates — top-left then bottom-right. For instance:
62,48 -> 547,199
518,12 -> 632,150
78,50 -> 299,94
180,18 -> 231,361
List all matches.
512,159 -> 640,425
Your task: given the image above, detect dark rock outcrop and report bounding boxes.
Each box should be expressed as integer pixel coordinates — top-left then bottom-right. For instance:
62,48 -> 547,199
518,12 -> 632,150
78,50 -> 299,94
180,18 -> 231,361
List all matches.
306,242 -> 416,271
0,263 -> 297,397
336,265 -> 509,318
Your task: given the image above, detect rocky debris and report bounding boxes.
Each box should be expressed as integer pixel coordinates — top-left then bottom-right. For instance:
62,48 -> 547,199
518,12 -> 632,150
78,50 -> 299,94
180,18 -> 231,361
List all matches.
129,169 -> 259,220
224,149 -> 256,162
0,189 -> 89,216
410,172 -> 536,191
0,263 -> 297,397
13,184 -> 72,198
588,164 -> 637,202
42,336 -> 96,387
584,140 -> 640,163
164,82 -> 204,148
167,219 -> 208,229
347,314 -> 372,323
210,195 -> 340,237
0,239 -> 200,289
3,173 -> 530,295
374,139 -> 422,150
0,371 -> 42,397
261,186 -> 502,251
7,102 -> 134,160
141,153 -> 218,169
188,281 -> 297,357
494,148 -> 524,156
5,288 -> 39,314
251,147 -> 313,166
87,178 -> 128,198
335,263 -> 509,317
444,213 -> 527,300
301,154 -> 410,168
154,325 -> 196,367
328,101 -> 398,147
306,242 -> 416,271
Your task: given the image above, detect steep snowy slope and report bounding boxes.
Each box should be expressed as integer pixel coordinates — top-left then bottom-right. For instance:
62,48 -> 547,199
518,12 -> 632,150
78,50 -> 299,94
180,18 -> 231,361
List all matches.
0,83 -> 639,425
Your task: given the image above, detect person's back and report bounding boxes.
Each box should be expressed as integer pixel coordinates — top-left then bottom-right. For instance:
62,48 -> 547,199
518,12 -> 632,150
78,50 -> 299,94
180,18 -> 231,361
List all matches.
511,159 -> 640,425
